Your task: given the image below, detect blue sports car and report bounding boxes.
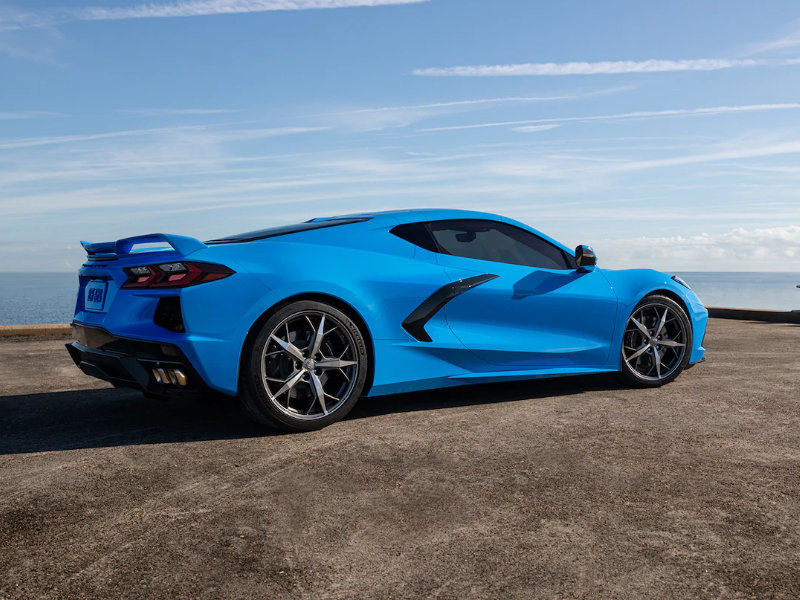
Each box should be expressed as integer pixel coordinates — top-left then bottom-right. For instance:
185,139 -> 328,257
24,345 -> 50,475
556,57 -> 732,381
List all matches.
68,209 -> 707,431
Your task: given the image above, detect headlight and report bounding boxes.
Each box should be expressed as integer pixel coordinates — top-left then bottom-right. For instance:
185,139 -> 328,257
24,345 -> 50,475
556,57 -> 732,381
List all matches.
671,275 -> 692,290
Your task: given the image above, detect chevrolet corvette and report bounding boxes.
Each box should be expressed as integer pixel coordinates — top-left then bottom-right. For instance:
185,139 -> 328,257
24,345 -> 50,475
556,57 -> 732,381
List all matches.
67,209 -> 707,430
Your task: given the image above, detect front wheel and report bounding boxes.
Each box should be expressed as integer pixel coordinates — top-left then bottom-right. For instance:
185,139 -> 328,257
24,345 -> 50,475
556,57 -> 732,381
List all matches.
240,300 -> 369,431
619,295 -> 692,387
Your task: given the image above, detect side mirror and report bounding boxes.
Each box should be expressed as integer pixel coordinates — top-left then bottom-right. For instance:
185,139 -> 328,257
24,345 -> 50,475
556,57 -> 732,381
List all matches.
575,245 -> 597,271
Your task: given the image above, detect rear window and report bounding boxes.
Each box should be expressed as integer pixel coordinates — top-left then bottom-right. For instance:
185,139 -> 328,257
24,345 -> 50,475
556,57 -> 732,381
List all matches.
207,217 -> 370,244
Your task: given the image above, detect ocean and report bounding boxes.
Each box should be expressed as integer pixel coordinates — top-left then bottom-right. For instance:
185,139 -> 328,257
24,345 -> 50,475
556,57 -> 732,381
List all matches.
0,271 -> 798,326
674,272 -> 800,313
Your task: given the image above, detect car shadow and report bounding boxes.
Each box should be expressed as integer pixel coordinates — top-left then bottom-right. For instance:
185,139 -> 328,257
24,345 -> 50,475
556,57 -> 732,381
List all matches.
351,373 -> 619,419
0,388 -> 271,456
0,374 -> 621,455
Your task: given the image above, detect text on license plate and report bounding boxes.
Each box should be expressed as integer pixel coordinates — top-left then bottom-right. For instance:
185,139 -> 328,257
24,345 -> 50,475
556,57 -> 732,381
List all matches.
84,280 -> 108,312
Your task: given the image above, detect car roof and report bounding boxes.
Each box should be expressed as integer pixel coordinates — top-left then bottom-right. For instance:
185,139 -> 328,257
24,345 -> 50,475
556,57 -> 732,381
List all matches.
317,208 -> 516,225
209,208 -> 573,256
207,209 -> 496,245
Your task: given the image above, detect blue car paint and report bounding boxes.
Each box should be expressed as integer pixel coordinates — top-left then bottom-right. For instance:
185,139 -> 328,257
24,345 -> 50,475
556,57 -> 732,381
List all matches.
72,209 -> 707,398
436,257 -> 620,369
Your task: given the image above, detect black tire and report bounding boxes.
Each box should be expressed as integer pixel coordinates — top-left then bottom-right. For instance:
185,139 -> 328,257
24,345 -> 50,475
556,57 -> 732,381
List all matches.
240,300 -> 369,431
618,294 -> 693,388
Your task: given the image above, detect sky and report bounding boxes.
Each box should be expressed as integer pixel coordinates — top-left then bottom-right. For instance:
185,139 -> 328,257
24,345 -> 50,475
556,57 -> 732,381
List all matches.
1,0 -> 800,272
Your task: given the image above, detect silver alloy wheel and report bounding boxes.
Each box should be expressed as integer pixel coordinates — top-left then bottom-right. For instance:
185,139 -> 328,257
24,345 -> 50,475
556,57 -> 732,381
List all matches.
622,302 -> 687,381
260,310 -> 359,420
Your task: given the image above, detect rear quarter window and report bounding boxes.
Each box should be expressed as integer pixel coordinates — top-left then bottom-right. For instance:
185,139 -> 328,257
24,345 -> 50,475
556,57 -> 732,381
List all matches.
390,223 -> 439,253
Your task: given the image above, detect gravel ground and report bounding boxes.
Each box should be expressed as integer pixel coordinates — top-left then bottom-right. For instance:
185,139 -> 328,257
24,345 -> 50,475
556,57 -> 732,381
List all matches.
1,319 -> 798,599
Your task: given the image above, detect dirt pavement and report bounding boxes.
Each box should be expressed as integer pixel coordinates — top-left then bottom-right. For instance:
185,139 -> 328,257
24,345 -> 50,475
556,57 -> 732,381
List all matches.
1,319 -> 798,599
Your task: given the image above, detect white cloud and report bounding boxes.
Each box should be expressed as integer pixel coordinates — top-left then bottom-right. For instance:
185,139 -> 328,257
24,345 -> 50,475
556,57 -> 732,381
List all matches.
413,58 -> 800,77
0,0 -> 427,30
596,226 -> 800,271
0,124 -> 329,151
82,0 -> 428,19
309,88 -> 635,131
0,111 -> 60,120
116,108 -> 237,116
483,136 -> 800,181
195,125 -> 333,143
742,25 -> 800,56
511,124 -> 560,133
419,103 -> 800,132
320,91 -> 627,116
0,13 -> 69,61
610,139 -> 800,173
0,126 -> 200,151
711,164 -> 800,176
315,96 -> 576,129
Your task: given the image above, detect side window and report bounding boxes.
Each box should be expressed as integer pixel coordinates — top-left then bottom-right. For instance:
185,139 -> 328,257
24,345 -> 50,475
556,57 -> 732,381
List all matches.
428,220 -> 574,270
390,223 -> 438,253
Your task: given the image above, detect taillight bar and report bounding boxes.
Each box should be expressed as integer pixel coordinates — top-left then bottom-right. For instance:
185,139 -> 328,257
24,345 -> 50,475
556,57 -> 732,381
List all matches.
122,261 -> 235,289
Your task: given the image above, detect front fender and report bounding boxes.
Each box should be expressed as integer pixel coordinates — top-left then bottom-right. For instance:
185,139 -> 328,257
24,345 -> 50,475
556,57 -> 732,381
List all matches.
601,268 -> 708,366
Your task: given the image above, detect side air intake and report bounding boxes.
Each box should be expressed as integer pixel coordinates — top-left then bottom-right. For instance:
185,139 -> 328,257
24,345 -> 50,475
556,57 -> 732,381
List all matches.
402,274 -> 498,342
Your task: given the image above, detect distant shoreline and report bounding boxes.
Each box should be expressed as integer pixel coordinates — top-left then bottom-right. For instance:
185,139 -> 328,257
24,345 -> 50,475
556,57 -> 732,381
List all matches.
1,271 -> 798,326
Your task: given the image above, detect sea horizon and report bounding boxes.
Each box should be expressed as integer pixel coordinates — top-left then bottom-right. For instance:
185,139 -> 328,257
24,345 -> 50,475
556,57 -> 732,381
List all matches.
0,271 -> 798,326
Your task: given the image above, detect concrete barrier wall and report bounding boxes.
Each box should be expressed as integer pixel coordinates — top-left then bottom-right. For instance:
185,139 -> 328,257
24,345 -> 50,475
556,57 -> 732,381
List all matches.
706,307 -> 800,323
0,324 -> 72,338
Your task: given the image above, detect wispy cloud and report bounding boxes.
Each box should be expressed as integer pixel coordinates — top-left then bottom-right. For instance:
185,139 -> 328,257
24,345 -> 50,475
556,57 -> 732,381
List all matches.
116,108 -> 238,116
511,124 -> 560,133
318,88 -> 633,116
0,0 -> 428,31
0,111 -> 60,120
0,23 -> 67,62
0,126 -> 197,151
309,87 -> 635,131
610,139 -> 800,173
742,24 -> 800,56
414,58 -> 800,77
0,124 -> 329,151
484,135 -> 800,182
419,103 -> 800,132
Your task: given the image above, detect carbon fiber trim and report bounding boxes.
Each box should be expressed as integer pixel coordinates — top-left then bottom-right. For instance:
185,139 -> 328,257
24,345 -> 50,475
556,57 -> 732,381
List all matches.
402,274 -> 498,342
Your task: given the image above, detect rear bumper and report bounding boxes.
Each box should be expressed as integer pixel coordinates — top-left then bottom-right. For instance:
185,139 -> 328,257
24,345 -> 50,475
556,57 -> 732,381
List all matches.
66,323 -> 213,397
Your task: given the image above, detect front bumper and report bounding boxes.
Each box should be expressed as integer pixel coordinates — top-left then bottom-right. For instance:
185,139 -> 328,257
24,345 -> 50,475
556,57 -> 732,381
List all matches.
66,323 -> 213,397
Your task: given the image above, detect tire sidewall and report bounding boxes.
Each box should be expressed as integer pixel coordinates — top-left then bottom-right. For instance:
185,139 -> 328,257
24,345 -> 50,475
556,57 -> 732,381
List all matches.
242,300 -> 369,431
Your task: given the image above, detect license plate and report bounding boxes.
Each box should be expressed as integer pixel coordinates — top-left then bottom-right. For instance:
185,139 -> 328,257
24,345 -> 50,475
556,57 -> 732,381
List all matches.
84,280 -> 108,312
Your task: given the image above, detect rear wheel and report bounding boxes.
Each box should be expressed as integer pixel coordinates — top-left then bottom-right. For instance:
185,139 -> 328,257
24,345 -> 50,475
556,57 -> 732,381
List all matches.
619,295 -> 692,387
240,300 -> 369,431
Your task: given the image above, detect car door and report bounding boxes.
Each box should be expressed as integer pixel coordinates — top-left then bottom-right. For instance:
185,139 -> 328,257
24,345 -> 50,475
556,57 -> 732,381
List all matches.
427,219 -> 619,369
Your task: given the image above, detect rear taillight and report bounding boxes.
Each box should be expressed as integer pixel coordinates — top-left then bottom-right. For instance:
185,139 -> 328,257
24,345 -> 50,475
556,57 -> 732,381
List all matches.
122,261 -> 234,289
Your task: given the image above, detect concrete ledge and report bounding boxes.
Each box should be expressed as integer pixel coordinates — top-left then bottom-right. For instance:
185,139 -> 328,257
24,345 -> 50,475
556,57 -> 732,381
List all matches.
707,307 -> 800,323
0,324 -> 72,338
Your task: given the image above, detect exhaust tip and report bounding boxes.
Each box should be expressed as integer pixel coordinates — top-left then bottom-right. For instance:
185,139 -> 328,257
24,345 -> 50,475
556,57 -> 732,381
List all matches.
172,369 -> 188,386
152,366 -> 188,387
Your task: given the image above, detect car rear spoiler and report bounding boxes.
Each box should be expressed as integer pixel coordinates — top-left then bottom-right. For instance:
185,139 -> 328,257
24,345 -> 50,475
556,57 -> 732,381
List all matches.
81,233 -> 208,259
